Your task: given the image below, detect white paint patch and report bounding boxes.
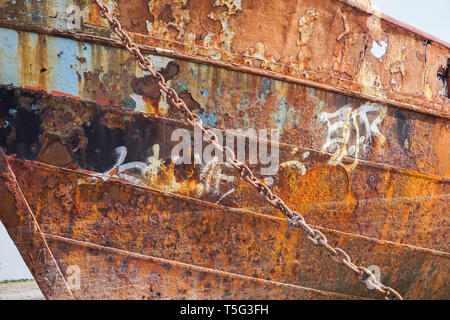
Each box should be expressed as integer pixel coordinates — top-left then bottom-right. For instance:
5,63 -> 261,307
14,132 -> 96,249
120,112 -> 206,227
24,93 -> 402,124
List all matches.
371,40 -> 388,61
130,93 -> 146,112
88,145 -> 163,185
280,160 -> 307,176
147,53 -> 175,70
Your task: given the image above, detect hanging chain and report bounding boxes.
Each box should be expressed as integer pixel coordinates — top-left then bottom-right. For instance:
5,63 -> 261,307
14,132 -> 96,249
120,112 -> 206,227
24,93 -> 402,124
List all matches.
92,0 -> 402,300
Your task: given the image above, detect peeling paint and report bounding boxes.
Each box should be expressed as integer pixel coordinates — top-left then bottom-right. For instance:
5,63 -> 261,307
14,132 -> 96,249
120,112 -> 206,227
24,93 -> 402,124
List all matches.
0,0 -> 449,301
0,0 -> 448,117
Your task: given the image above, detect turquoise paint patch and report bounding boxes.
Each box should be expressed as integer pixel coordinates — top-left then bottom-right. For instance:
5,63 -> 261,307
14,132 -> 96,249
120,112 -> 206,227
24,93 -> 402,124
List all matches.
236,78 -> 270,112
236,92 -> 249,111
259,78 -> 271,100
243,113 -> 252,129
217,79 -> 224,97
274,97 -> 287,130
0,28 -> 19,86
189,68 -> 198,80
199,110 -> 218,127
0,27 -> 93,94
174,80 -> 189,93
201,88 -> 209,97
8,109 -> 17,115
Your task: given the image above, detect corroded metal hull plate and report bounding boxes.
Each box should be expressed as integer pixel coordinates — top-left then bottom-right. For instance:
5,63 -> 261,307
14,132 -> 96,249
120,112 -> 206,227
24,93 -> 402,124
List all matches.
0,0 -> 449,299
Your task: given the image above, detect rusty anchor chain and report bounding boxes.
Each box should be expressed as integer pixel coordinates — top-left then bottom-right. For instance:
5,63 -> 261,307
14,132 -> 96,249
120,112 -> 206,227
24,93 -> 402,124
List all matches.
91,0 -> 403,300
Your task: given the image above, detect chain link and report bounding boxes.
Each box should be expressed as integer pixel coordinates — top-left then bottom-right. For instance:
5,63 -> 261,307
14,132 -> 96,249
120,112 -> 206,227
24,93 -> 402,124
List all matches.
92,0 -> 403,300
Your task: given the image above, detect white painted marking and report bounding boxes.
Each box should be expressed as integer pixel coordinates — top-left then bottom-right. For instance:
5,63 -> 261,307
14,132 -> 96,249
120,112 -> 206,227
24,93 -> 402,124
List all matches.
319,103 -> 387,170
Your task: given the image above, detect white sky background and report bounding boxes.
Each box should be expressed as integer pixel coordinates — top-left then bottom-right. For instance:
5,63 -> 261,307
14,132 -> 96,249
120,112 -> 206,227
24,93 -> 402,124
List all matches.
372,0 -> 450,43
0,222 -> 33,280
0,1 -> 449,282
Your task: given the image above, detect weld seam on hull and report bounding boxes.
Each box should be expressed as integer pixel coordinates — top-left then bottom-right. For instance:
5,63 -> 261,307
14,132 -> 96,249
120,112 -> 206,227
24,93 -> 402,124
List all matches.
0,151 -> 75,299
11,157 -> 450,257
42,232 -> 365,300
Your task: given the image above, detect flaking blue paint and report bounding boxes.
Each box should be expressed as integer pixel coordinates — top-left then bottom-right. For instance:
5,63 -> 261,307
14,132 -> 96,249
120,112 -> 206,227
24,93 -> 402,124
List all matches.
236,92 -> 249,111
259,78 -> 271,100
47,36 -> 93,97
0,27 -> 94,95
201,88 -> 209,97
31,10 -> 40,22
273,96 -> 301,132
0,28 -> 19,86
189,68 -> 198,79
217,79 -> 224,96
52,0 -> 73,30
199,110 -> 218,127
174,80 -> 189,93
243,113 -> 252,129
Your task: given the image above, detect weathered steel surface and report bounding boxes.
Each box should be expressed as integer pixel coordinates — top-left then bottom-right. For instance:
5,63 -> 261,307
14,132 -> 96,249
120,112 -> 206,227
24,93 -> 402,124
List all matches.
0,29 -> 448,177
1,86 -> 448,252
0,156 -> 359,300
0,149 -> 74,299
4,157 -> 450,299
43,234 -> 360,300
0,0 -> 448,300
0,0 -> 449,117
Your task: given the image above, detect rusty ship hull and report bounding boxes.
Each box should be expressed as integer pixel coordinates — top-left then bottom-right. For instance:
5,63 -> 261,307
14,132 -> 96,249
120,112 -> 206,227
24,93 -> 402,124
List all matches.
0,0 -> 449,299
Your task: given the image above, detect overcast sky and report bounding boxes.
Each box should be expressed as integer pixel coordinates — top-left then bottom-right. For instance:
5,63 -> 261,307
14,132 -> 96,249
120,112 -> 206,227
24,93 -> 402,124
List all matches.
372,0 -> 450,43
0,1 -> 449,282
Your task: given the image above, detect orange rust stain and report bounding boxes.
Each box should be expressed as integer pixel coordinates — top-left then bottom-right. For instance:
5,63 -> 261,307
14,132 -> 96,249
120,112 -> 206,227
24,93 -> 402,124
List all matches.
275,165 -> 358,222
143,96 -> 160,115
5,158 -> 448,299
17,32 -> 49,90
